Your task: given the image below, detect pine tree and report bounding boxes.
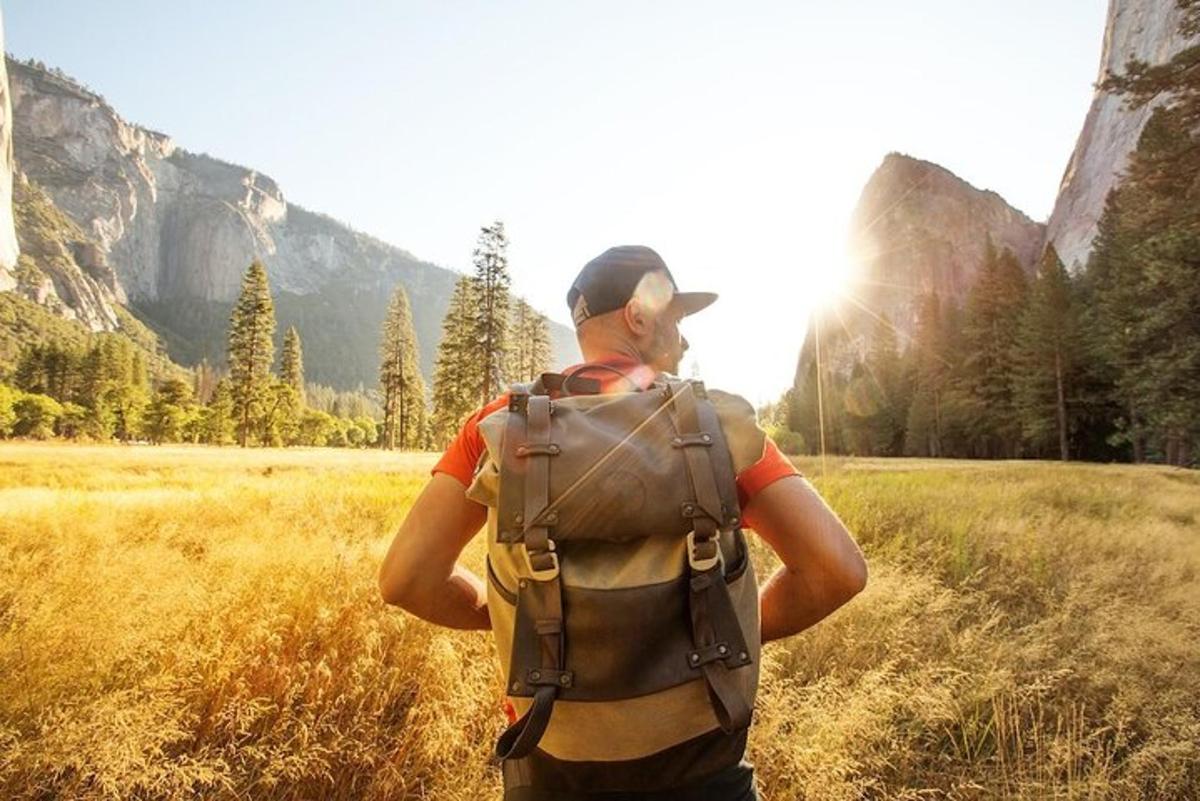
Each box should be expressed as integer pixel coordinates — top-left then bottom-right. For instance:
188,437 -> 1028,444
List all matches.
272,327 -> 305,446
227,260 -> 276,447
200,378 -> 235,445
1014,246 -> 1081,460
958,242 -> 1029,457
904,292 -> 950,456
431,276 -> 479,446
505,298 -> 553,384
379,284 -> 426,449
144,378 -> 194,445
861,315 -> 909,456
528,308 -> 552,382
471,221 -> 511,405
280,326 -> 305,405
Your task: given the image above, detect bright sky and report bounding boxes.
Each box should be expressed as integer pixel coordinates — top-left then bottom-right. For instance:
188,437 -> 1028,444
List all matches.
6,0 -> 1107,405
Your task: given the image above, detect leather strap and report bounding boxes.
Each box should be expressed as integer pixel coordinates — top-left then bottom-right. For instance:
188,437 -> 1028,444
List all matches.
687,568 -> 752,733
532,372 -> 602,396
667,380 -> 754,733
495,684 -> 557,760
667,381 -> 726,526
496,394 -> 570,760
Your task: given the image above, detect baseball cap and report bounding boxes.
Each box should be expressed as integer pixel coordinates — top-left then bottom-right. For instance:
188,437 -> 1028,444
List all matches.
566,245 -> 718,328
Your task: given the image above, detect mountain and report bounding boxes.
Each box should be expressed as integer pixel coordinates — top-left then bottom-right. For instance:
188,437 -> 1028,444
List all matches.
3,57 -> 579,388
830,152 -> 1042,344
1045,0 -> 1200,271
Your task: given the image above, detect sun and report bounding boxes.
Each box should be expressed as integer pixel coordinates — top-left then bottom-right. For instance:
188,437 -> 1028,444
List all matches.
800,245 -> 859,314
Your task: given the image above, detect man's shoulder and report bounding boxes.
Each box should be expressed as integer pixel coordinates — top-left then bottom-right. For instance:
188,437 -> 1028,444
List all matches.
703,387 -> 766,476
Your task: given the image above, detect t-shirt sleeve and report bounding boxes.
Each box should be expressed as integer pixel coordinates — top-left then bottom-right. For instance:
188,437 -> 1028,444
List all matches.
735,437 -> 799,509
708,388 -> 800,508
431,394 -> 511,487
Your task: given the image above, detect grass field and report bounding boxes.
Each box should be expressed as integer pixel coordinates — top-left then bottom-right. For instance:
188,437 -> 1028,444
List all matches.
0,443 -> 1197,800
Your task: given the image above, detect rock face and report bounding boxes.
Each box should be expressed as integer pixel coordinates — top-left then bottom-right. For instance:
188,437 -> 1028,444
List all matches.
793,153 -> 1044,386
0,12 -> 21,285
1045,0 -> 1199,271
11,174 -> 122,331
848,153 -> 1043,333
5,57 -> 578,386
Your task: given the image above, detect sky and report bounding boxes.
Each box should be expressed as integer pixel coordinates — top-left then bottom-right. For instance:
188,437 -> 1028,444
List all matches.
5,0 -> 1108,405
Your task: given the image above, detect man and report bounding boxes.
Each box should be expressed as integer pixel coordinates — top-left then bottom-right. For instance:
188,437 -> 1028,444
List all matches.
379,245 -> 868,800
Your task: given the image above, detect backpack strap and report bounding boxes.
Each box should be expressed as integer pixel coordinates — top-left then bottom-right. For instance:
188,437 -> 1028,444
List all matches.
495,394 -> 573,760
532,372 -> 602,396
666,380 -> 753,734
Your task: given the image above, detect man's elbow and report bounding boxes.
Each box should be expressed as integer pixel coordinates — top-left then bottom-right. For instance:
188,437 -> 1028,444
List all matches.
838,549 -> 868,602
378,561 -> 413,607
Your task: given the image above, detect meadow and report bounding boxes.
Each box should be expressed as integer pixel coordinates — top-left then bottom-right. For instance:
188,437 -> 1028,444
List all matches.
0,443 -> 1197,800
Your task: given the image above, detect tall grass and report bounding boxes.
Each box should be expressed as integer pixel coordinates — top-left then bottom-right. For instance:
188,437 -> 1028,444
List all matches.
1,444 -> 1196,799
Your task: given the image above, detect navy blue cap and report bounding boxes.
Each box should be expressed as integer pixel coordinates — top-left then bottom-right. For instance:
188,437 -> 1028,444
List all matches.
566,245 -> 717,328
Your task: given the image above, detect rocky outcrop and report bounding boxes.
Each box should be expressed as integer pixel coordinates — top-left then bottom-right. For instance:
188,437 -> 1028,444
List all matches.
11,174 -> 121,331
0,11 -> 21,285
792,153 -> 1044,386
1045,0 -> 1199,271
847,153 -> 1043,334
5,57 -> 578,386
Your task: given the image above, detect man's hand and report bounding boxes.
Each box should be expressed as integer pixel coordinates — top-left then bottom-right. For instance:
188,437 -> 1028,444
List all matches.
743,475 -> 867,643
378,473 -> 491,630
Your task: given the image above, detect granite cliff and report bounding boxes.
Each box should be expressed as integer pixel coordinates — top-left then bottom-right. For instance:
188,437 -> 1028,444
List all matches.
792,153 -> 1044,389
0,11 -> 22,283
4,57 -> 577,387
1045,0 -> 1200,271
847,153 -> 1043,333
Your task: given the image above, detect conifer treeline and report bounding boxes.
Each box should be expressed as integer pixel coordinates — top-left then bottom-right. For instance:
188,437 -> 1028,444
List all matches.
1,221 -> 554,449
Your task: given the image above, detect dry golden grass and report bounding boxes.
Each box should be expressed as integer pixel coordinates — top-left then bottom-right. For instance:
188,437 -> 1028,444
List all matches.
0,443 -> 1197,800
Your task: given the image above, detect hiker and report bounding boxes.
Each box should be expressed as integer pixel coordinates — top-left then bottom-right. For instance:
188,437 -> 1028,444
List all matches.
379,245 -> 868,800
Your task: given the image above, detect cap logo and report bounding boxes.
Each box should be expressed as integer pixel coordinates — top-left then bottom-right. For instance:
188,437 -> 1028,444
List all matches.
572,294 -> 591,326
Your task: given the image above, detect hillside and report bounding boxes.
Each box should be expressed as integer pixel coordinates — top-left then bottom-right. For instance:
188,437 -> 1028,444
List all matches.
4,56 -> 579,388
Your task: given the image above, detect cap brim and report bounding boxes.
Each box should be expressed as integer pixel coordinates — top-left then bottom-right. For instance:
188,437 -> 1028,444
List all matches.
671,291 -> 718,317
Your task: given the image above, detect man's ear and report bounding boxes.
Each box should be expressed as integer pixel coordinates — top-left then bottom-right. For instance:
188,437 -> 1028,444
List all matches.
623,299 -> 651,337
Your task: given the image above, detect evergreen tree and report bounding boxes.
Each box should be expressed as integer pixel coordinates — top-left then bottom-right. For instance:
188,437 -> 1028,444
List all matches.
471,221 -> 512,405
904,292 -> 950,457
1014,246 -> 1081,460
957,242 -> 1029,457
379,285 -> 426,449
199,378 -> 235,445
144,378 -> 195,445
431,276 -> 480,446
854,315 -> 909,456
14,343 -> 82,401
227,260 -> 276,447
504,299 -> 553,384
269,327 -> 306,446
280,326 -> 305,405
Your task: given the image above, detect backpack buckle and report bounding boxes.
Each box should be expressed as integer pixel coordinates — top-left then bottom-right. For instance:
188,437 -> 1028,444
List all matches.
687,531 -> 723,572
523,539 -> 560,581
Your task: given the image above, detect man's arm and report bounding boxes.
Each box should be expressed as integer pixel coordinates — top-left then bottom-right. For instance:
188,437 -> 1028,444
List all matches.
378,472 -> 491,630
743,474 -> 867,643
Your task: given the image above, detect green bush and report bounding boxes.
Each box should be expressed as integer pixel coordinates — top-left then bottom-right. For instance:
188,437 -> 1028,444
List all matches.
13,393 -> 64,440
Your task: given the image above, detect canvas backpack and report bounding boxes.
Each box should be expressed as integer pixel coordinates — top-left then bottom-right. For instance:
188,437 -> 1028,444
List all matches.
473,370 -> 761,765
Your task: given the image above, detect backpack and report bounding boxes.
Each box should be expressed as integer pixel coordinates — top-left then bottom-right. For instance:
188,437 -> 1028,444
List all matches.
472,371 -> 761,766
